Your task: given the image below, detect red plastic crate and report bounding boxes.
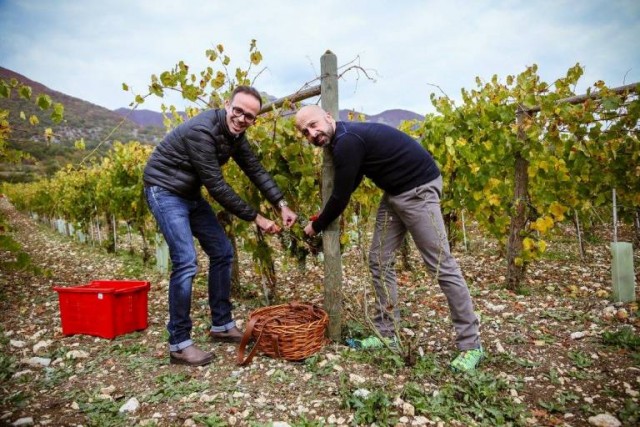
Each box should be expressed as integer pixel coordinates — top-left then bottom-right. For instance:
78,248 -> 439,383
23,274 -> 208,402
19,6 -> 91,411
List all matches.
53,280 -> 150,339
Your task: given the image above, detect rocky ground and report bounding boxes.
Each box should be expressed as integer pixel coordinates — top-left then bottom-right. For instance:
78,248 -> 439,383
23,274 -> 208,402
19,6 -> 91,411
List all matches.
1,196 -> 639,427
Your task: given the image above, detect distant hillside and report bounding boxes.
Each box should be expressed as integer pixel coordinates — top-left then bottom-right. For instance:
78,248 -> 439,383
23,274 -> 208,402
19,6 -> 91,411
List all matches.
116,106 -> 424,129
1,66 -> 424,182
0,67 -> 164,182
339,108 -> 423,128
0,67 -> 164,147
114,108 -> 171,128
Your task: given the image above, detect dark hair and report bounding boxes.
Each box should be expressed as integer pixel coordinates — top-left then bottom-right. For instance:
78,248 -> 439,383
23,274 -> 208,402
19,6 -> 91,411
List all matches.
231,85 -> 263,108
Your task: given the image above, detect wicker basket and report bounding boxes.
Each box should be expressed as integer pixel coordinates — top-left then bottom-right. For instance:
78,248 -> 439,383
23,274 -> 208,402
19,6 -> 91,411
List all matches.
237,302 -> 328,365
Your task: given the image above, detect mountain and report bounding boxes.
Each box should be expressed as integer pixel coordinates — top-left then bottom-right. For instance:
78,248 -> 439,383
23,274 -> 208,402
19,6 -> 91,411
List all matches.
1,66 -> 423,182
115,106 -> 424,130
339,108 -> 423,128
0,67 -> 164,146
0,67 -> 165,182
113,108 -> 172,128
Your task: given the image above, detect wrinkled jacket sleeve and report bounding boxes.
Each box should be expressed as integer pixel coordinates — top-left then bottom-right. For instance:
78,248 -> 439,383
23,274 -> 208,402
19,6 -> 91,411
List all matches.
232,138 -> 283,206
185,124 -> 259,221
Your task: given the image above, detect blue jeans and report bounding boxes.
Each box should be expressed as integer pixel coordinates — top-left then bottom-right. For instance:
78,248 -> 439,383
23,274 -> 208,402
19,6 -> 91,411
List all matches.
144,186 -> 236,351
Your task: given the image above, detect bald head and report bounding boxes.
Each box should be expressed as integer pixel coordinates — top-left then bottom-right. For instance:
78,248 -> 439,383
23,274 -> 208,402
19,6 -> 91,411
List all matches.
295,105 -> 336,147
295,105 -> 326,126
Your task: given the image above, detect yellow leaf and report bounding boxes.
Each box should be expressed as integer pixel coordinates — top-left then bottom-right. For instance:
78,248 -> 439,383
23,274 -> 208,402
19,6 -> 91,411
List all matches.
250,51 -> 263,65
44,128 -> 53,142
523,237 -> 534,251
531,216 -> 554,234
549,202 -> 567,221
212,71 -> 225,89
538,240 -> 547,253
488,178 -> 501,188
488,194 -> 500,206
539,160 -> 549,172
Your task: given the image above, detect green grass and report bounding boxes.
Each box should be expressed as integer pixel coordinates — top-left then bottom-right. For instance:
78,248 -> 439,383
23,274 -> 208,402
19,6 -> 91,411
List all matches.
402,370 -> 528,426
192,414 -> 227,427
144,371 -> 210,404
0,233 -> 47,275
339,375 -> 398,426
290,416 -> 326,427
341,347 -> 406,374
77,393 -> 128,427
602,326 -> 640,350
538,390 -> 581,413
0,350 -> 17,381
568,350 -> 594,369
619,398 -> 640,425
0,234 -> 21,251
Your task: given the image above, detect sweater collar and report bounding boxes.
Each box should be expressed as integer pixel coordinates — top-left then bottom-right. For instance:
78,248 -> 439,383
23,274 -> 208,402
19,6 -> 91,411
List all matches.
329,121 -> 347,149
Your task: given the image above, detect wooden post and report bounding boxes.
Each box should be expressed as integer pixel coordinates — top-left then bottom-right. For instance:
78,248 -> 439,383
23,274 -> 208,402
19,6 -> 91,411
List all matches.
506,109 -> 530,290
320,50 -> 343,341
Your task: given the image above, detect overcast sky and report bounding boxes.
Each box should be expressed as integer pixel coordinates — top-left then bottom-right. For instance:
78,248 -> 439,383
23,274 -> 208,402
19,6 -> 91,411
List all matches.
1,0 -> 639,116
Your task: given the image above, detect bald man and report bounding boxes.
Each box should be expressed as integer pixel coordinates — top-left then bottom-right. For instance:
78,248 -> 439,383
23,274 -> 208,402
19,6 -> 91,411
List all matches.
295,105 -> 484,372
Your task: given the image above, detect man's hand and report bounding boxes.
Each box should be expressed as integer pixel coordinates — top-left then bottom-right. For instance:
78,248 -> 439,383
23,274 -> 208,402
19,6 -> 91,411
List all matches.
255,214 -> 281,234
304,222 -> 317,237
280,206 -> 298,228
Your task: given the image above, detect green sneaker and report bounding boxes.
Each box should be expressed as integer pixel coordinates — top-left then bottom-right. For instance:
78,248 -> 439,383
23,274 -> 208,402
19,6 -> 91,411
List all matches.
450,347 -> 485,372
346,335 -> 397,349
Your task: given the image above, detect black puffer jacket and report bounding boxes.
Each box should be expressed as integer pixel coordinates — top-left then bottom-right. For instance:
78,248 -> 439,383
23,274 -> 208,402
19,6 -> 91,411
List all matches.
143,108 -> 283,221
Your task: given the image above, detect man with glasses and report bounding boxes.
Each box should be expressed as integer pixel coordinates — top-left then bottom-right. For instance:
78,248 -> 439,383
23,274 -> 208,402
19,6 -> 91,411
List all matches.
295,105 -> 484,372
144,86 -> 297,366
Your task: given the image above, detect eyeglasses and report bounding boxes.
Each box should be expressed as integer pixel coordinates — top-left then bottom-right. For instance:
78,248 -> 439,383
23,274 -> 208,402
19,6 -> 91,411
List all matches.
230,105 -> 257,123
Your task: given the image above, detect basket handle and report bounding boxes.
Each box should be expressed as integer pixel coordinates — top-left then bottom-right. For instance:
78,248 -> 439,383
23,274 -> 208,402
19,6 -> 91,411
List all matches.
290,301 -> 323,314
237,313 -> 285,366
236,315 -> 262,366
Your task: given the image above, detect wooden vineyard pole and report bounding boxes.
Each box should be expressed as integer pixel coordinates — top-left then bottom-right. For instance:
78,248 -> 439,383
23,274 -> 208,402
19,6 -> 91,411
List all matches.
320,50 -> 342,341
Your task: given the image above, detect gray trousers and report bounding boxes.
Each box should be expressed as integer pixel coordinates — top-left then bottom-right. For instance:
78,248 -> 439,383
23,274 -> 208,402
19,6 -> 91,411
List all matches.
368,176 -> 481,350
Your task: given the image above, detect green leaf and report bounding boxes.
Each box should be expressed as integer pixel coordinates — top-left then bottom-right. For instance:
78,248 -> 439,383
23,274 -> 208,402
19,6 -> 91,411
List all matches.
205,49 -> 218,61
601,96 -> 621,110
36,94 -> 52,110
212,71 -> 225,89
182,86 -> 199,102
150,83 -> 164,97
51,103 -> 64,124
160,71 -> 175,87
0,81 -> 9,98
19,85 -> 32,100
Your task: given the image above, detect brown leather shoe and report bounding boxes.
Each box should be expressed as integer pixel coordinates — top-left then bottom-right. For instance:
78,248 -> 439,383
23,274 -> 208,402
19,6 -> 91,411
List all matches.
209,326 -> 243,343
169,345 -> 214,366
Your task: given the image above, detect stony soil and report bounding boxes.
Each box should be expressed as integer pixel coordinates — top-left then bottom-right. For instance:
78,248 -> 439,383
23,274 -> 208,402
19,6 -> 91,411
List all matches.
1,197 -> 639,427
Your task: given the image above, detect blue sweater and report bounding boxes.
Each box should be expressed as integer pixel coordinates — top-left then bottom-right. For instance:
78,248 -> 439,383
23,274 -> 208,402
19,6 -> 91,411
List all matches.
313,121 -> 441,232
